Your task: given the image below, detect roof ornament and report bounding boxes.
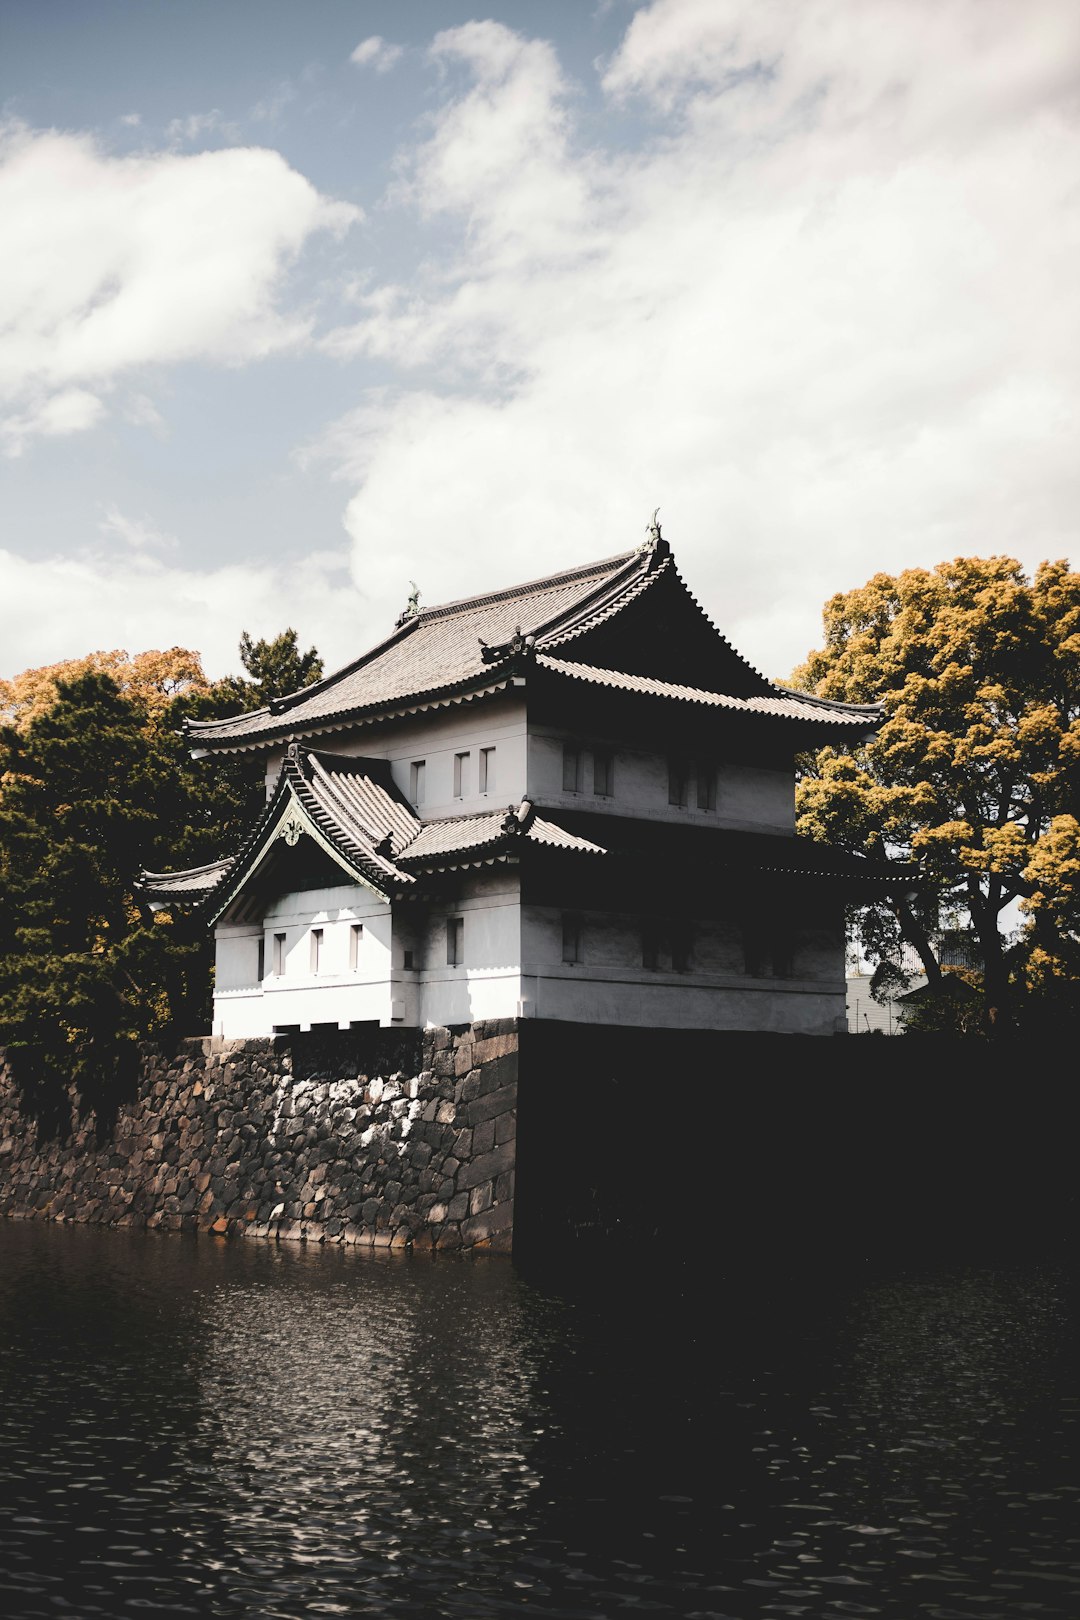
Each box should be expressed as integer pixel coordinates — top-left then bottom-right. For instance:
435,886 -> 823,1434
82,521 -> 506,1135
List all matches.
636,506 -> 670,567
501,798 -> 533,836
479,624 -> 537,666
374,833 -> 394,859
395,581 -> 422,628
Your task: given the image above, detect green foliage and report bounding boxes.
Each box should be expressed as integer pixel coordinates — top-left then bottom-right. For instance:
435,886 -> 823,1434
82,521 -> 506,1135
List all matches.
0,627 -> 322,1118
793,556 -> 1080,1033
238,628 -> 323,706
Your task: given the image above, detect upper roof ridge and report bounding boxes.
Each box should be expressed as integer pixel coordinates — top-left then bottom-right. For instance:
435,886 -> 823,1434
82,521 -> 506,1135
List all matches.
417,549 -> 637,623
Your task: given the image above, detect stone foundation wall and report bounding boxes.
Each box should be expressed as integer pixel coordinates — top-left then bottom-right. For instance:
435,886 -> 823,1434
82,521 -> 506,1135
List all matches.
0,1021 -> 518,1253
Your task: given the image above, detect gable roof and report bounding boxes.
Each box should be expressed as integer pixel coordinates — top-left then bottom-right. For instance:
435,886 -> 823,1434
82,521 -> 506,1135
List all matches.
139,748 -> 603,920
185,536 -> 880,752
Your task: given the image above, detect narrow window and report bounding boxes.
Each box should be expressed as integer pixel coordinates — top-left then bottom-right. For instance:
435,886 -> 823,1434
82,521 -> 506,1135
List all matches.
593,749 -> 614,798
349,923 -> 363,970
410,759 -> 426,803
696,761 -> 716,811
668,758 -> 689,807
562,913 -> 582,965
641,920 -> 660,971
479,746 -> 495,794
453,751 -> 470,798
403,948 -> 415,971
257,937 -> 266,981
309,927 -> 323,974
772,928 -> 794,980
446,915 -> 464,967
563,743 -> 582,793
273,932 -> 286,976
671,922 -> 693,974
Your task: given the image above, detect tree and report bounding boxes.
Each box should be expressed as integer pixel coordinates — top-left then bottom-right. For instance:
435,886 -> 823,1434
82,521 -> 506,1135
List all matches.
0,625 -> 328,1112
237,628 -> 323,706
0,647 -> 208,733
791,556 -> 1080,1031
0,672 -> 208,1113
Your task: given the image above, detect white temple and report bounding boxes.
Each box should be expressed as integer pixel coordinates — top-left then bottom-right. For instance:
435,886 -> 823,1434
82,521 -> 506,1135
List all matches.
142,531 -> 906,1038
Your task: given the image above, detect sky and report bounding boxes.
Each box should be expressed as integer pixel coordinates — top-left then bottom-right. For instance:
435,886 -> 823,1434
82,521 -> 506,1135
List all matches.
2,0 -> 1078,685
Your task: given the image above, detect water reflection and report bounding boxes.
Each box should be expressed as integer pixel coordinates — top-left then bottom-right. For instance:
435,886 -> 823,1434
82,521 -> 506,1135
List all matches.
0,1224 -> 1077,1617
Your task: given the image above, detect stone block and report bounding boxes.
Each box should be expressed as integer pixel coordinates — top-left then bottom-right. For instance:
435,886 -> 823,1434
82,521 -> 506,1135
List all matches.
461,1200 -> 513,1248
472,1119 -> 495,1156
494,1112 -> 515,1147
457,1140 -> 515,1192
465,1083 -> 517,1127
469,1181 -> 493,1217
478,1055 -> 517,1097
447,1193 -> 469,1222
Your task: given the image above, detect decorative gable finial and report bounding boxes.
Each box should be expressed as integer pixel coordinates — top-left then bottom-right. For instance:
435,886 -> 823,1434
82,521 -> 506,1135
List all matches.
396,581 -> 422,628
637,507 -> 666,557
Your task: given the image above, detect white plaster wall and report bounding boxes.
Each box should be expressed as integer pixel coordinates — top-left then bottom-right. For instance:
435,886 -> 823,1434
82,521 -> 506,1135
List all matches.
527,728 -> 793,833
520,904 -> 845,1034
414,873 -> 522,1028
261,694 -> 528,816
213,883 -> 396,1038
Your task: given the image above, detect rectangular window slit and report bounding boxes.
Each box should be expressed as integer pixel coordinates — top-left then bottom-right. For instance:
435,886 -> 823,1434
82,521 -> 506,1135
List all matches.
446,916 -> 464,967
479,746 -> 495,794
309,928 -> 323,974
349,923 -> 363,971
273,932 -> 286,976
453,751 -> 470,798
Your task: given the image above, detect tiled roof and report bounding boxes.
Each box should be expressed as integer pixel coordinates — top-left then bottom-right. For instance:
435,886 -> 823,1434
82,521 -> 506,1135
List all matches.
536,655 -> 880,728
185,538 -> 881,749
139,857 -> 234,901
186,549 -> 641,749
543,809 -> 916,889
138,752 -> 603,913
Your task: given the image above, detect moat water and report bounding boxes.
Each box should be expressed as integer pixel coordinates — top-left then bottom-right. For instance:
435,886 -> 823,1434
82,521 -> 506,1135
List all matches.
0,1224 -> 1078,1619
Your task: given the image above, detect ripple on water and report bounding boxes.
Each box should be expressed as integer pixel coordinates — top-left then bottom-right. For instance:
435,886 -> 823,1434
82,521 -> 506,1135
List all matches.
0,1226 -> 1078,1617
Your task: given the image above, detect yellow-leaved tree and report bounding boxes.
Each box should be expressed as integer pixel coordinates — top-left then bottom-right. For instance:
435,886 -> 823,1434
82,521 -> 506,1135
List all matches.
791,557 -> 1080,1032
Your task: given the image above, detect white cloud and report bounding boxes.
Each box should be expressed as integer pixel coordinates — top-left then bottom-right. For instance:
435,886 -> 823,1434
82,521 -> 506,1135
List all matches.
2,387 -> 106,456
165,109 -> 237,144
0,543 -> 370,681
119,112 -> 141,128
350,36 -> 403,73
317,3 -> 1080,679
0,122 -> 360,446
98,503 -> 177,552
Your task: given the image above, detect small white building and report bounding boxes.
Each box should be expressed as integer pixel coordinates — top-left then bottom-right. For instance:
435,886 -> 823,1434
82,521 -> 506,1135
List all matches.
143,532 -> 907,1037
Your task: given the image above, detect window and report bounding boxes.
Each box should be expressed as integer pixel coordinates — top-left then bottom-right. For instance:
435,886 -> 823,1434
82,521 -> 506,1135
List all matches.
272,932 -> 286,976
349,923 -> 363,971
562,913 -> 582,965
479,746 -> 495,795
309,928 -> 323,974
410,759 -> 426,803
671,922 -> 693,974
403,948 -> 415,971
641,920 -> 660,971
446,915 -> 465,967
257,937 -> 265,981
593,749 -> 614,798
696,761 -> 716,811
563,743 -> 582,793
668,758 -> 689,807
453,751 -> 470,798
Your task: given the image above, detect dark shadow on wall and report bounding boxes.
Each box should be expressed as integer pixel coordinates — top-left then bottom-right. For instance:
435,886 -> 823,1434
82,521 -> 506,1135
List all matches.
513,1023 -> 1078,1281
